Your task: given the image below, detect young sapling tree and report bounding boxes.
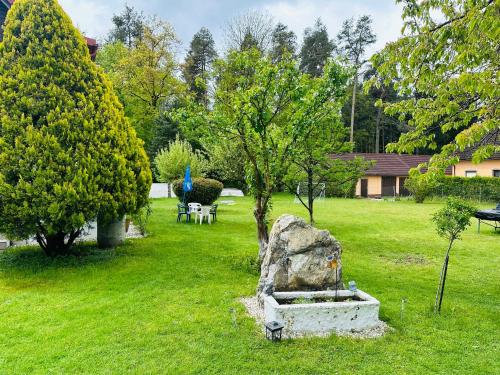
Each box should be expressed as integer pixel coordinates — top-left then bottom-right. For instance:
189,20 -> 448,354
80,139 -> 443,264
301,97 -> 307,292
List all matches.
432,197 -> 476,313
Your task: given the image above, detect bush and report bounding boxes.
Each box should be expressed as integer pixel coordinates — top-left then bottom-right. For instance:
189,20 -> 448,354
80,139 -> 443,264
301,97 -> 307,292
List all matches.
154,136 -> 206,183
0,0 -> 151,256
172,178 -> 223,205
131,201 -> 153,236
431,176 -> 500,202
325,181 -> 357,198
405,173 -> 436,203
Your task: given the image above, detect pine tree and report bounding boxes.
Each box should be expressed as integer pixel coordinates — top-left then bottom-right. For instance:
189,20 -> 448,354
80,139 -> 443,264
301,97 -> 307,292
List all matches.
108,5 -> 144,48
270,23 -> 297,63
182,27 -> 217,106
337,15 -> 376,143
0,0 -> 151,255
299,19 -> 335,77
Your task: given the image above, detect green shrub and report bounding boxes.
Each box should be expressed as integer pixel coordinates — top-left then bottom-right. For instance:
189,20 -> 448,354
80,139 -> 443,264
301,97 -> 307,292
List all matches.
172,178 -> 223,205
431,176 -> 500,202
131,201 -> 153,236
325,181 -> 356,198
0,0 -> 151,256
154,136 -> 206,183
405,173 -> 436,203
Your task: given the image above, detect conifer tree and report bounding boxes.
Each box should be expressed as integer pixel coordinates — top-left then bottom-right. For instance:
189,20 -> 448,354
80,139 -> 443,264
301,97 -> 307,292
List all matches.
299,19 -> 335,77
0,0 -> 151,255
270,23 -> 297,63
182,27 -> 217,107
337,15 -> 376,143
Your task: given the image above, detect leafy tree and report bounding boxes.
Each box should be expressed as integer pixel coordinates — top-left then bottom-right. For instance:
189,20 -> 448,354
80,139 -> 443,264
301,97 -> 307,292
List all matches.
0,0 -> 151,255
283,61 -> 350,223
337,15 -> 376,142
182,27 -> 217,107
204,140 -> 247,191
177,50 -> 348,259
404,169 -> 439,203
270,23 -> 297,63
96,41 -> 129,101
325,158 -> 373,198
108,17 -> 184,158
108,4 -> 144,48
432,198 -> 476,313
224,10 -> 274,52
154,136 -> 206,197
299,19 -> 335,77
369,0 -> 499,175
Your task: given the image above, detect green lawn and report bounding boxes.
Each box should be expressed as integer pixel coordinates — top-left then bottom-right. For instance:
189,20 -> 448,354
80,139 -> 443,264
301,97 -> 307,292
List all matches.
0,195 -> 498,374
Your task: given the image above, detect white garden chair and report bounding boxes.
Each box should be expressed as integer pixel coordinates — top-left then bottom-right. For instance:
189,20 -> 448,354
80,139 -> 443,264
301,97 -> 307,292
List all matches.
188,203 -> 201,221
196,206 -> 212,225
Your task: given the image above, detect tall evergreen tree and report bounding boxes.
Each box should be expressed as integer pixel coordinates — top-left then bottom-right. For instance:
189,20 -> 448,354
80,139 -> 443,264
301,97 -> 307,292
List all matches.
0,0 -> 151,255
108,5 -> 144,48
337,15 -> 376,143
299,19 -> 335,77
182,27 -> 217,106
240,32 -> 260,51
270,22 -> 297,63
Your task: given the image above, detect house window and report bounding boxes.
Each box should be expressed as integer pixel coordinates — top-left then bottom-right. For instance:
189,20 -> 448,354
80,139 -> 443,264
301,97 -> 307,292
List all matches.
493,170 -> 500,178
465,170 -> 477,178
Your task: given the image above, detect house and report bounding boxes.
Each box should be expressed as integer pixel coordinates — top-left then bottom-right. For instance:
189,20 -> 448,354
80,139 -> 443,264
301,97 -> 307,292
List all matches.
0,0 -> 98,60
332,130 -> 500,198
453,129 -> 500,178
331,153 -> 441,198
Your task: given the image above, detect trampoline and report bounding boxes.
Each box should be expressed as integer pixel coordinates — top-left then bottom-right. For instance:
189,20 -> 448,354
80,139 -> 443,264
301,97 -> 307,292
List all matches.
475,203 -> 500,233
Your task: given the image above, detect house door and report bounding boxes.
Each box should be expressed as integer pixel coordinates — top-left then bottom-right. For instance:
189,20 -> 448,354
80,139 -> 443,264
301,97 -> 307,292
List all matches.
381,176 -> 396,197
360,179 -> 368,197
399,177 -> 410,196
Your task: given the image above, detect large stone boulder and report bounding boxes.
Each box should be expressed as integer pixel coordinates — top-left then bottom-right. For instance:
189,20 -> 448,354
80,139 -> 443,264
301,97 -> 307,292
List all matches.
258,215 -> 342,299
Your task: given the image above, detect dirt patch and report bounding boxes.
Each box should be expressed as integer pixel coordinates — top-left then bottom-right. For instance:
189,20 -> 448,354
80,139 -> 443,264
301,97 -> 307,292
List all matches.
393,254 -> 430,265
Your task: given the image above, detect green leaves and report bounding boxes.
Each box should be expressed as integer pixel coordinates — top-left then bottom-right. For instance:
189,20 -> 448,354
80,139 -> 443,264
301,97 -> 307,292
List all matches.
369,0 -> 499,167
153,136 -> 206,182
432,197 -> 476,241
0,0 -> 151,253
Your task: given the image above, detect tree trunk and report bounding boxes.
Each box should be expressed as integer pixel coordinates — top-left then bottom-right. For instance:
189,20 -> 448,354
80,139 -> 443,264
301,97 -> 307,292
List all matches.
375,105 -> 382,153
434,240 -> 454,313
254,198 -> 269,262
37,231 -> 79,257
350,73 -> 358,143
307,169 -> 314,225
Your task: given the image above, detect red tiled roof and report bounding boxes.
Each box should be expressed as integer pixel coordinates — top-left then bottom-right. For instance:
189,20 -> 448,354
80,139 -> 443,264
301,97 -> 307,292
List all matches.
457,129 -> 500,161
330,153 -> 452,176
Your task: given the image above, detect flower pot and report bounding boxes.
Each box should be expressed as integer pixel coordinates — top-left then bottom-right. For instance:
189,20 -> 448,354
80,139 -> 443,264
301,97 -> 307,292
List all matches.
97,216 -> 125,248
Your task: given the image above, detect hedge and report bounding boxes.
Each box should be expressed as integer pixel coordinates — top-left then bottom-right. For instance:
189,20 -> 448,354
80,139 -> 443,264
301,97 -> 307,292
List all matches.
173,178 -> 224,205
430,176 -> 500,202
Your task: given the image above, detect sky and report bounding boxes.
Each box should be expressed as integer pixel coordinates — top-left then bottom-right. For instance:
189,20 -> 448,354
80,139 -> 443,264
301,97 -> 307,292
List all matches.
59,0 -> 405,58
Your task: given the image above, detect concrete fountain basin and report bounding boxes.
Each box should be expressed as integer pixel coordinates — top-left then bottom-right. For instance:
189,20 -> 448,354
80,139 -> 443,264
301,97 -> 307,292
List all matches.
263,289 -> 380,336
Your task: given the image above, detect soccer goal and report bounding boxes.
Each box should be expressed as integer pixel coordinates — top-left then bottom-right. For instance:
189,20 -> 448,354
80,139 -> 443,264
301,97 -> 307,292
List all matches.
294,182 -> 326,203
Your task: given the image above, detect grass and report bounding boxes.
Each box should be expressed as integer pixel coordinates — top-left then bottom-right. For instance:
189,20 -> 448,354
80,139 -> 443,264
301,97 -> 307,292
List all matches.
0,195 -> 498,374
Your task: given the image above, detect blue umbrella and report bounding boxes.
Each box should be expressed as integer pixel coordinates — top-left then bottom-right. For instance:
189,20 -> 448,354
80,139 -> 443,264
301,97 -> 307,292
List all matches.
182,165 -> 193,205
